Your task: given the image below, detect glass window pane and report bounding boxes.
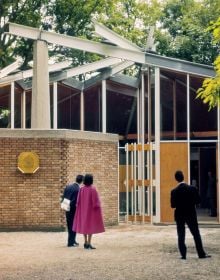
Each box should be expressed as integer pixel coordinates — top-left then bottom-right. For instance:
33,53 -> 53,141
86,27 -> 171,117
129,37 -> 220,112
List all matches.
0,85 -> 11,128
57,84 -> 80,130
190,76 -> 217,140
176,77 -> 187,139
150,68 -> 155,141
50,85 -> 53,128
25,90 -> 31,128
106,81 -> 137,137
84,84 -> 102,132
160,71 -> 173,140
160,70 -> 187,140
14,85 -> 22,128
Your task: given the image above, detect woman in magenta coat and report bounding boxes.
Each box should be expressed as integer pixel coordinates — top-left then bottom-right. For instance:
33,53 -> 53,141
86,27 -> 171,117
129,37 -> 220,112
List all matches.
73,174 -> 105,249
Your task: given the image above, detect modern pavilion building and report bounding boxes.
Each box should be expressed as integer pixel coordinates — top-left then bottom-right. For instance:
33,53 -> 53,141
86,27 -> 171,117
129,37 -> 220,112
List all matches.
0,22 -> 219,230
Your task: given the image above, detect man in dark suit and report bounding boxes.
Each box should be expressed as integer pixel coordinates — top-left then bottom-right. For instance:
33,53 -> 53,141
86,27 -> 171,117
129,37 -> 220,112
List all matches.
171,170 -> 211,259
63,174 -> 84,247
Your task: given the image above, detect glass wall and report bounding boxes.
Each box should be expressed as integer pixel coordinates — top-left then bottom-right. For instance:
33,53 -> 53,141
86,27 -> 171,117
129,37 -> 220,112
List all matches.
106,80 -> 137,138
84,84 -> 102,132
0,84 -> 11,128
190,76 -> 217,140
50,85 -> 53,129
25,90 -> 31,128
160,70 -> 187,140
14,85 -> 22,128
150,68 -> 155,141
57,83 -> 80,130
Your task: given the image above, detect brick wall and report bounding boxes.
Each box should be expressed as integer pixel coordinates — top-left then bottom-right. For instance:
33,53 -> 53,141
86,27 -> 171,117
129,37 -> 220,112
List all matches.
0,130 -> 118,230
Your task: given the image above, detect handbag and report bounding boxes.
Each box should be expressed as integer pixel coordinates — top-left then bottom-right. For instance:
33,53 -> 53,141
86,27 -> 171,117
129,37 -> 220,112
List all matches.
61,198 -> 71,211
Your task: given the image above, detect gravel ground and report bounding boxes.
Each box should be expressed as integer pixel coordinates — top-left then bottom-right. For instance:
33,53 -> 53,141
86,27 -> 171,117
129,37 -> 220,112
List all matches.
0,224 -> 219,280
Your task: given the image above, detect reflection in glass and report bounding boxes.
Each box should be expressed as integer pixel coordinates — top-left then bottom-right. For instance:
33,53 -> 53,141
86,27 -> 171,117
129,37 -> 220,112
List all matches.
25,90 -> 31,128
14,85 -> 22,128
57,84 -> 80,130
107,81 -> 137,138
190,76 -> 217,140
0,85 -> 11,128
160,70 -> 187,140
84,84 -> 102,132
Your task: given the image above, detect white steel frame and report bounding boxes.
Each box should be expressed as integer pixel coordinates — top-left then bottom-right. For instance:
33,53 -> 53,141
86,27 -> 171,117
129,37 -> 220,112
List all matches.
0,59 -> 22,78
10,82 -> 14,129
154,67 -> 161,223
53,82 -> 58,129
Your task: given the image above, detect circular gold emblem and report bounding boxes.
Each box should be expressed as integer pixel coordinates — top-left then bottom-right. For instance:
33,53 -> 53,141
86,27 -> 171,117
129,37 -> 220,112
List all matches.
18,152 -> 39,174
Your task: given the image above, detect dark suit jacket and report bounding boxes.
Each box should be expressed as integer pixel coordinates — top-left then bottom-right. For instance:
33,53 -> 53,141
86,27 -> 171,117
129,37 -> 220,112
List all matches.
171,183 -> 200,220
63,183 -> 80,212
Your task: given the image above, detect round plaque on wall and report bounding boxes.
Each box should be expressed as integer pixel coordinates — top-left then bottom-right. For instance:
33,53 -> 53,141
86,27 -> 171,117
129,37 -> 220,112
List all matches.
18,152 -> 39,174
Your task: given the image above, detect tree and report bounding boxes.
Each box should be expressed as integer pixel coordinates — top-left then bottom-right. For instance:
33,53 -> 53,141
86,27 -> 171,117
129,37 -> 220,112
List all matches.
1,0 -> 220,73
94,0 -> 163,76
47,0 -> 109,68
0,0 -> 49,68
95,0 -> 163,49
196,17 -> 220,109
156,0 -> 220,65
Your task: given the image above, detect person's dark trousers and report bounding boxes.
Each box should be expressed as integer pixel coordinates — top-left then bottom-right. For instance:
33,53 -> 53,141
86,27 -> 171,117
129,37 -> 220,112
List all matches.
176,216 -> 206,258
66,210 -> 76,246
176,219 -> 187,258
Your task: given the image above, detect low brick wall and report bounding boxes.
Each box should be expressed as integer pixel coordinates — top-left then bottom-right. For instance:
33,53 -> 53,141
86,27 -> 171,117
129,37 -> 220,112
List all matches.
0,129 -> 119,230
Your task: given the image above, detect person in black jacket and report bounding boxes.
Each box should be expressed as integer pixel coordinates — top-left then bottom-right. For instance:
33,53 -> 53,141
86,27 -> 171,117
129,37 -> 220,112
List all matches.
63,174 -> 84,247
171,170 -> 211,259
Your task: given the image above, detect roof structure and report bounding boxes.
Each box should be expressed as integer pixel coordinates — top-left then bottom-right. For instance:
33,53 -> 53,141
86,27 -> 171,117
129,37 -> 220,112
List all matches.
0,21 -> 215,91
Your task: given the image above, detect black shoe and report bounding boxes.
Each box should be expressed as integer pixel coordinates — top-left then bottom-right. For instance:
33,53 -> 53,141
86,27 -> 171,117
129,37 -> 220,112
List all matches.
180,256 -> 186,260
67,244 -> 77,247
73,242 -> 79,246
84,243 -> 89,249
199,254 -> 211,259
88,244 -> 96,249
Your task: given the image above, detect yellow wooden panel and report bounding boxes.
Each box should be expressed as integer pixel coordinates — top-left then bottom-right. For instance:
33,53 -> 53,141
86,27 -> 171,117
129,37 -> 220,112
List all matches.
160,142 -> 188,222
129,179 -> 150,187
127,144 -> 150,151
119,165 -> 126,192
119,165 -> 150,192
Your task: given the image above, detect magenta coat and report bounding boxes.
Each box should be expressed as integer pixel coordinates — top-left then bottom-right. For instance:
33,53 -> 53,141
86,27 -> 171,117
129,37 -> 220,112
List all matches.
72,185 -> 105,234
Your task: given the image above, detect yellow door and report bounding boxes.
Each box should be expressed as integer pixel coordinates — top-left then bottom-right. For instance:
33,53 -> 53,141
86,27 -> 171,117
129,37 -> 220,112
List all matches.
160,142 -> 188,222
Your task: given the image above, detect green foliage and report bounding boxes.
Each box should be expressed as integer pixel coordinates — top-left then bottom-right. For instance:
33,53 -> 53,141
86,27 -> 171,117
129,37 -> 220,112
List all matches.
0,108 -> 10,127
157,0 -> 220,65
0,0 -> 220,73
196,18 -> 220,109
0,0 -> 49,68
48,0 -> 107,66
96,0 -> 163,49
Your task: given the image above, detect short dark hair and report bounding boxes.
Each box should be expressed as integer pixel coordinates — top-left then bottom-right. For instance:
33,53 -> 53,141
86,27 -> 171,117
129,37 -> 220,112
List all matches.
76,175 -> 84,184
175,170 -> 184,182
84,174 -> 93,186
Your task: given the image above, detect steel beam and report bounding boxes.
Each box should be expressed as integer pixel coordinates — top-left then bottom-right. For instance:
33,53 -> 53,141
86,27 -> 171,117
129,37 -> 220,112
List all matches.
5,22 -> 215,77
64,57 -> 121,78
0,59 -> 22,78
0,61 -> 71,85
93,20 -> 142,51
5,22 -> 145,63
145,52 -> 215,77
